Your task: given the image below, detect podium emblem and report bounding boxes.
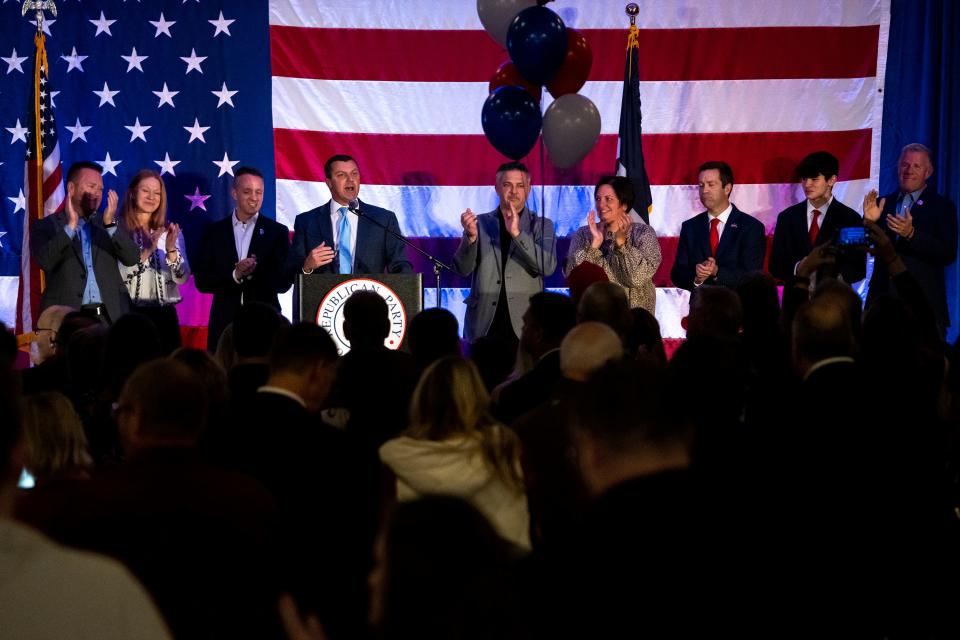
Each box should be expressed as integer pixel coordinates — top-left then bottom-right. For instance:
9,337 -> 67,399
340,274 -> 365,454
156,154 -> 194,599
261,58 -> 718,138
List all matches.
315,278 -> 408,355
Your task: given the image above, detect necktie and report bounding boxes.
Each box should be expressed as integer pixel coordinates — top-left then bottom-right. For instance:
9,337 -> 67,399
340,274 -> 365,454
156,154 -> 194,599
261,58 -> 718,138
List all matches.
809,209 -> 821,245
899,193 -> 914,216
337,207 -> 352,274
709,217 -> 720,256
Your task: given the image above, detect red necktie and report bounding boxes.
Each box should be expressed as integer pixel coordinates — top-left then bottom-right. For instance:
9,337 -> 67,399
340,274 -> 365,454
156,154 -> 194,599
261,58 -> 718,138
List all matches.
709,217 -> 720,256
809,209 -> 821,245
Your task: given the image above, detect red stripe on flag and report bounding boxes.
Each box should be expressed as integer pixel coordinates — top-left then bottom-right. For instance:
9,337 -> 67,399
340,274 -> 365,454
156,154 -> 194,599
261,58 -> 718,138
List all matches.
274,129 -> 872,186
270,25 -> 879,82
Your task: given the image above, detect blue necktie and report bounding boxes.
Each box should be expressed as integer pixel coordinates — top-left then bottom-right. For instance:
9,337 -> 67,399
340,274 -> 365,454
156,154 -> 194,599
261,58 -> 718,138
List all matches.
899,193 -> 914,216
337,207 -> 352,274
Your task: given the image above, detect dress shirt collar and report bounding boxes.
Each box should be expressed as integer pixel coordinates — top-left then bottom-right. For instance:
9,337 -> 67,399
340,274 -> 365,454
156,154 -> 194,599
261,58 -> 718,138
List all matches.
708,203 -> 733,226
258,386 -> 307,408
806,196 -> 833,217
233,210 -> 259,228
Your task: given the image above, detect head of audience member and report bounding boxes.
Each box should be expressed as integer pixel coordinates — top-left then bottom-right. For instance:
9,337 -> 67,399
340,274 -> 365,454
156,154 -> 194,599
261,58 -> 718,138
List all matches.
577,282 -> 632,340
811,278 -> 862,349
520,292 -> 576,360
56,310 -> 100,354
573,359 -> 688,496
494,161 -> 530,216
343,291 -> 390,350
594,175 -> 635,227
121,169 -> 167,232
115,359 -> 207,456
65,161 -> 104,218
0,324 -> 16,373
231,166 -> 264,221
233,302 -> 287,362
169,348 -> 229,427
21,392 -> 92,487
408,308 -> 460,372
897,142 -> 934,194
861,296 -> 923,368
408,356 -> 522,493
566,261 -> 609,309
791,297 -> 855,378
65,323 -> 108,403
369,496 -> 518,639
467,335 -> 516,392
214,323 -> 236,371
625,308 -> 667,364
325,154 -> 361,206
560,322 -> 623,382
697,160 -> 734,215
686,285 -> 743,340
266,323 -> 340,413
32,305 -> 75,365
796,151 -> 839,206
736,272 -> 780,341
102,313 -> 163,400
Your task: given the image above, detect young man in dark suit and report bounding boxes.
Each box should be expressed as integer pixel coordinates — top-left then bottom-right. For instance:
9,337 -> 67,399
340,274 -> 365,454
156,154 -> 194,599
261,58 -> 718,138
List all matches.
670,161 -> 766,291
863,142 -> 958,338
194,166 -> 291,351
769,151 -> 866,285
30,161 -> 140,323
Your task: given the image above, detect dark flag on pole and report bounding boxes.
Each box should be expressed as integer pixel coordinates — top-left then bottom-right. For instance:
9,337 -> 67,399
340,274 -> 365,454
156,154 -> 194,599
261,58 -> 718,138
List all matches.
16,24 -> 65,336
616,19 -> 653,225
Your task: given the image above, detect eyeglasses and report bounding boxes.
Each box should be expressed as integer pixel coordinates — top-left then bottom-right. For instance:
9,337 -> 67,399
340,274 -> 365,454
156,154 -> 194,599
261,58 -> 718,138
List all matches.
35,327 -> 57,342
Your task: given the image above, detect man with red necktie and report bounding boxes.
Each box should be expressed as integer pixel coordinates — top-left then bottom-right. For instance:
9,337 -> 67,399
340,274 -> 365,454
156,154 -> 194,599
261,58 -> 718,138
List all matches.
769,151 -> 866,286
671,161 -> 766,291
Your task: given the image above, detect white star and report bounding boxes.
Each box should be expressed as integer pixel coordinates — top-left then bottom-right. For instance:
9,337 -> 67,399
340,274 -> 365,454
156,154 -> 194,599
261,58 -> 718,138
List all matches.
213,152 -> 239,178
121,47 -> 148,73
184,187 -> 212,212
60,47 -> 88,73
2,48 -> 28,74
149,12 -> 175,38
184,117 -> 210,144
40,19 -> 55,37
211,82 -> 238,108
209,11 -> 235,37
97,152 -> 122,177
180,48 -> 206,74
0,231 -> 7,249
5,119 -> 28,144
8,188 -> 26,214
49,91 -> 60,108
65,117 -> 92,143
154,152 -> 181,177
124,117 -> 151,143
152,82 -> 179,108
93,82 -> 119,107
89,11 -> 116,37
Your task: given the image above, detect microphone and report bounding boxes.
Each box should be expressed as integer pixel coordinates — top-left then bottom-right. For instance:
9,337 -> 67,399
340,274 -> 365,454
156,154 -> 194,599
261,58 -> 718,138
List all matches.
348,199 -> 362,216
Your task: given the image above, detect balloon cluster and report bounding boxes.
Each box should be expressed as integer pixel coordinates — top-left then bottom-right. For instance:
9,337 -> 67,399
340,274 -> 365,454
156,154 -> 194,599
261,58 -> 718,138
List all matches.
479,0 -> 601,168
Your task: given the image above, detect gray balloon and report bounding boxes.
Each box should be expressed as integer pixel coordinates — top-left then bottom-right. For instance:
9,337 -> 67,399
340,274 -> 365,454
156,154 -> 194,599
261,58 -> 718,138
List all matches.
477,0 -> 537,47
542,94 -> 602,169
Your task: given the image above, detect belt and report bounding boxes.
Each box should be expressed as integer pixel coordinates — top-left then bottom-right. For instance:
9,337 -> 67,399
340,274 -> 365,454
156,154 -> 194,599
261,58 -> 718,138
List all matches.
81,303 -> 107,318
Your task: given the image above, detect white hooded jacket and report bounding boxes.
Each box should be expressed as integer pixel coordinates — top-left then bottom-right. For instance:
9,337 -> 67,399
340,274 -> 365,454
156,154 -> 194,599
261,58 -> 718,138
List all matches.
379,435 -> 531,550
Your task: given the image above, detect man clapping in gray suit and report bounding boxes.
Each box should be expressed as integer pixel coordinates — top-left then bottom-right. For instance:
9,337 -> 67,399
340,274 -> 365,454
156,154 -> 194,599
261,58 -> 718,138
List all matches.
453,162 -> 557,345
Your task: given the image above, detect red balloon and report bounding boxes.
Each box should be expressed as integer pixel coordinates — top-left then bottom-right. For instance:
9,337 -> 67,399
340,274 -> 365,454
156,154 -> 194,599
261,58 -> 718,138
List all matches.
489,60 -> 542,103
546,28 -> 592,97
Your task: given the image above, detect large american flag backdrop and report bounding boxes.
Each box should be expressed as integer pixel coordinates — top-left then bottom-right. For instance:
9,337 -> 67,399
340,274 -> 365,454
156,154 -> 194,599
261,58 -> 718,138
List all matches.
0,0 -> 889,345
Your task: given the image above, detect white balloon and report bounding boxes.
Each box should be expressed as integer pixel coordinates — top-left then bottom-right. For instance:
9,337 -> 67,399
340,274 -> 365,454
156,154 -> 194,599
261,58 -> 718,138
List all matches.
477,0 -> 537,47
542,94 -> 602,169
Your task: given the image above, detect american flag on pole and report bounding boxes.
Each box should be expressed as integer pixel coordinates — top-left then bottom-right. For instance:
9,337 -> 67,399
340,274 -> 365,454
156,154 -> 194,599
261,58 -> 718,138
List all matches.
16,25 -> 65,336
1,1 -> 890,343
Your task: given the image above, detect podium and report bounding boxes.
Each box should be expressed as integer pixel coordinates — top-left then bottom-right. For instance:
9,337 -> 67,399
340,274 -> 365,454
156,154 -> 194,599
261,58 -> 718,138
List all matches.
295,273 -> 423,354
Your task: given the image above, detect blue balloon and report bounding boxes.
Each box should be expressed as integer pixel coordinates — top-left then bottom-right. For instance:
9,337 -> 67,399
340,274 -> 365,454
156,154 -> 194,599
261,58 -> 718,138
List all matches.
481,85 -> 542,160
506,6 -> 568,86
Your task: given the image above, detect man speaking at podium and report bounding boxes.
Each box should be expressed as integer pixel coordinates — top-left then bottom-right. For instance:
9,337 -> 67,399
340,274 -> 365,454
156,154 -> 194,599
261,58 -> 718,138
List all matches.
286,154 -> 413,279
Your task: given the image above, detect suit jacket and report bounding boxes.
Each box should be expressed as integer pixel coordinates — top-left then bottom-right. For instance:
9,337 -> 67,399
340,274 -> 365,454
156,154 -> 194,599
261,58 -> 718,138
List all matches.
866,186 -> 958,329
495,349 -> 562,426
452,208 -> 557,342
30,210 -> 139,322
769,198 -> 866,284
193,213 -> 290,351
285,199 -> 412,283
670,206 -> 766,291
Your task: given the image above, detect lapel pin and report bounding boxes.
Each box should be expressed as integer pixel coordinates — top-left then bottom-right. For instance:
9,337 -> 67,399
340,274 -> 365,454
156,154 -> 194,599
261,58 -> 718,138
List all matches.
730,223 -> 738,229
916,200 -> 923,207
259,228 -> 264,236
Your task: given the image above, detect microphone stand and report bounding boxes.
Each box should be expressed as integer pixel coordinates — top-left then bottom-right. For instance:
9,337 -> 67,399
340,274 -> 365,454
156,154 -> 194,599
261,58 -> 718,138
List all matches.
348,203 -> 454,308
